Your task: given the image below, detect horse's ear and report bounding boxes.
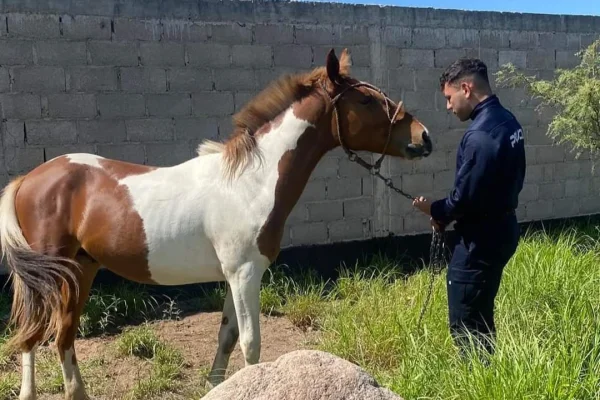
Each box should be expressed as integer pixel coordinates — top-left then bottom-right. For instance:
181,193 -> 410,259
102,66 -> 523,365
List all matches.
339,48 -> 352,75
326,48 -> 341,85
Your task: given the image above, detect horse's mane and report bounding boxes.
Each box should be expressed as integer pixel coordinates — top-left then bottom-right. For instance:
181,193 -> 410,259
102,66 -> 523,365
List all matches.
197,57 -> 351,180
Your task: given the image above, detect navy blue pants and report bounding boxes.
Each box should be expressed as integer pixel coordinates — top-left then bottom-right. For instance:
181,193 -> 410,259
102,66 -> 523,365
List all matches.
447,214 -> 520,355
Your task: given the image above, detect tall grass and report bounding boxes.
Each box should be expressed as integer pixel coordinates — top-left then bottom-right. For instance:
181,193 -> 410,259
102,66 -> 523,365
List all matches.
314,226 -> 600,399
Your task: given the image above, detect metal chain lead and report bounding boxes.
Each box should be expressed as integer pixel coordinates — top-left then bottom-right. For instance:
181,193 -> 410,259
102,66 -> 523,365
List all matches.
321,78 -> 447,331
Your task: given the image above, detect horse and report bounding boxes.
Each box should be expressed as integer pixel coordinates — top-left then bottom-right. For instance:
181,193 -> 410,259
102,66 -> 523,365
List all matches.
0,47 -> 432,400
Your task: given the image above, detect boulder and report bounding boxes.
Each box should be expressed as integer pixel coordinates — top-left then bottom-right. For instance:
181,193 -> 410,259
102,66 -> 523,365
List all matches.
203,349 -> 403,400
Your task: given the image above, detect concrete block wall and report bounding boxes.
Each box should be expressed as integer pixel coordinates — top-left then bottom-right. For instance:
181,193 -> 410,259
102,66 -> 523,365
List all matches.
0,0 -> 599,252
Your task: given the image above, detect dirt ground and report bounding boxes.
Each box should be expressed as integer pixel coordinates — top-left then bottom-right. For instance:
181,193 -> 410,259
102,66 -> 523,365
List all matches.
25,311 -> 319,400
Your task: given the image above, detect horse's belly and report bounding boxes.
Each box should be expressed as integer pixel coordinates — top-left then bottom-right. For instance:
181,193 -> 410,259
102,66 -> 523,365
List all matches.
146,233 -> 224,285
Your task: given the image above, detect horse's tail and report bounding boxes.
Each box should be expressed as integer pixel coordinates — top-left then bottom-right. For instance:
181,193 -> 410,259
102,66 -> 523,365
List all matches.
0,176 -> 80,352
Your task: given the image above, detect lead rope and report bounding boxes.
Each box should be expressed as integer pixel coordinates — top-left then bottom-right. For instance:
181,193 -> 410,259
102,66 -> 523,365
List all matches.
322,80 -> 447,331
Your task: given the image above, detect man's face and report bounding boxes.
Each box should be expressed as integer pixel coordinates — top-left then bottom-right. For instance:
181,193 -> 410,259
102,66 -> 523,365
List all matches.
442,81 -> 473,122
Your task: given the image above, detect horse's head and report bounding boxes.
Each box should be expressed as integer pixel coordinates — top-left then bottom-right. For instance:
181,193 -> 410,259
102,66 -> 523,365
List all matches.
322,48 -> 432,160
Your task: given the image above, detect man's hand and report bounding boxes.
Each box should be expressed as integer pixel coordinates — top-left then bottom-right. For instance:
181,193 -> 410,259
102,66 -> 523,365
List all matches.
412,196 -> 431,216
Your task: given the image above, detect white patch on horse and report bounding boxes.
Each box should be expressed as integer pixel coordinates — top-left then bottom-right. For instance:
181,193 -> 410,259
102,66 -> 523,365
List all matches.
60,347 -> 86,398
19,349 -> 36,400
118,107 -> 314,285
65,153 -> 105,168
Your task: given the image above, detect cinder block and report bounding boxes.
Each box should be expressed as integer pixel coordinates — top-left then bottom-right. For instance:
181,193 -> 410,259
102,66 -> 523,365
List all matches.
294,25 -> 335,45
565,178 -> 591,197
290,221 -> 327,245
34,41 -> 87,66
78,120 -> 127,143
0,94 -> 41,119
145,142 -> 192,166
525,200 -> 553,220
97,94 -> 145,118
536,145 -> 564,164
273,45 -> 312,68
140,42 -> 185,67
186,43 -> 231,67
126,118 -> 174,141
297,180 -> 327,203
312,156 -> 339,179
3,120 -> 25,147
0,68 -> 9,92
402,90 -> 436,111
96,143 -> 145,164
403,212 -> 430,233
61,15 -> 111,40
175,117 -> 219,141
411,28 -> 446,49
581,34 -> 600,49
343,197 -> 373,218
209,23 -> 252,44
527,49 -> 555,70
326,177 -> 362,199
556,50 -> 580,69
579,196 -> 600,215
401,172 -> 433,193
498,50 -> 526,68
234,91 -> 256,112
399,49 -> 434,68
539,182 -> 565,200
162,21 -> 209,42
307,200 -> 343,222
334,25 -> 370,45
113,18 -> 163,41
4,147 -> 44,174
7,13 -> 60,38
168,68 -> 213,92
464,48 -> 499,68
231,45 -> 273,68
67,66 -> 118,92
120,67 -> 167,92
25,120 -> 77,145
553,198 -> 580,218
519,183 -> 539,202
47,94 -> 96,118
254,24 -> 294,45
446,28 -> 479,48
12,66 -> 65,92
0,40 -> 34,65
479,30 -> 510,49
88,41 -> 139,66
433,169 -> 454,191
217,116 -> 233,138
192,92 -> 234,117
566,33 -> 581,50
434,48 -> 467,68
508,31 -> 538,49
537,32 -> 567,50
147,94 -> 192,117
213,69 -> 255,91
412,151 -> 448,173
328,218 -> 367,242
388,68 -> 415,91
382,26 -> 412,47
339,156 -> 371,177
44,144 -> 96,161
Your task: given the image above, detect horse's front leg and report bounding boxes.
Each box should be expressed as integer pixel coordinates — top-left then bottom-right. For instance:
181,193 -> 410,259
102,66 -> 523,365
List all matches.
207,284 -> 239,387
225,259 -> 266,367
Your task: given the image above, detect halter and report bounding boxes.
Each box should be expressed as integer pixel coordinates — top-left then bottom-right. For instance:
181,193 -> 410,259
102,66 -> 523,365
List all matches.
320,79 -> 447,330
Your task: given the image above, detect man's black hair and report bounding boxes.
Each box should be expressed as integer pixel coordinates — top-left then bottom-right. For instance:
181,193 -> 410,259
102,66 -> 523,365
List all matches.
439,58 -> 490,90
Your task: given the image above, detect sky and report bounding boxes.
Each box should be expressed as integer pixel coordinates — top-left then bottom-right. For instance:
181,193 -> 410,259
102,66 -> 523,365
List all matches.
299,0 -> 600,16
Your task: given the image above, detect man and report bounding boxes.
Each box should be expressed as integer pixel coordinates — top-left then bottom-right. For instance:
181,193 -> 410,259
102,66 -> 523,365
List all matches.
412,58 -> 526,357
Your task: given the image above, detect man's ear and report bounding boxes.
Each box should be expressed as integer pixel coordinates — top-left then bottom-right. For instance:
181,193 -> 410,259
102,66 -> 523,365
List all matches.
326,48 -> 341,85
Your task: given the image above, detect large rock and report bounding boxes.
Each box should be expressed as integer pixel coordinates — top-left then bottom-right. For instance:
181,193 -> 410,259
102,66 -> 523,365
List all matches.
203,349 -> 403,400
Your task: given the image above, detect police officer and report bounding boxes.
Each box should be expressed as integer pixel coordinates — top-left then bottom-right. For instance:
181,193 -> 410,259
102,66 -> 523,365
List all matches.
412,58 -> 526,357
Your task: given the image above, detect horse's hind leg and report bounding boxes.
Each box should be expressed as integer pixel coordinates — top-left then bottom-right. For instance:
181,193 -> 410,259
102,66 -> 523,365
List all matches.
19,338 -> 40,400
207,283 -> 239,387
55,253 -> 99,400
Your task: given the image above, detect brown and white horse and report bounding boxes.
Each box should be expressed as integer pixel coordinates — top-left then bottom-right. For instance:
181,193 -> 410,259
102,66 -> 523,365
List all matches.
0,48 -> 432,400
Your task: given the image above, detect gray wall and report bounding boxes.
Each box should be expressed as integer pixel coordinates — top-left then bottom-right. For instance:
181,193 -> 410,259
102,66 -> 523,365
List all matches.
0,0 -> 599,254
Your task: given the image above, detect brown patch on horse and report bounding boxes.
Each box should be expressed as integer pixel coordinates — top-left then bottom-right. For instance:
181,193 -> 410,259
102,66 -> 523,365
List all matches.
256,94 -> 336,262
16,155 -> 158,285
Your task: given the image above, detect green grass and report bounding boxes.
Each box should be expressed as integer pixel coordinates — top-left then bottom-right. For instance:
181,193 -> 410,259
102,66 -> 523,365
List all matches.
306,225 -> 600,400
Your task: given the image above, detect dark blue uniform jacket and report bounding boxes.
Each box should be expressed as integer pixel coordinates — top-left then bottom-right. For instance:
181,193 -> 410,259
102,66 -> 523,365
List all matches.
430,95 -> 526,228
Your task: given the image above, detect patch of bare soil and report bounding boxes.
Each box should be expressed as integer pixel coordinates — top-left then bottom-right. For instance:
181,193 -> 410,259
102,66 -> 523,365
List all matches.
27,311 -> 319,400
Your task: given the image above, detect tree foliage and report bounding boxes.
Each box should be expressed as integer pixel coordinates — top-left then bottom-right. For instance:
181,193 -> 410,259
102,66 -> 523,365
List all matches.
495,39 -> 600,159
